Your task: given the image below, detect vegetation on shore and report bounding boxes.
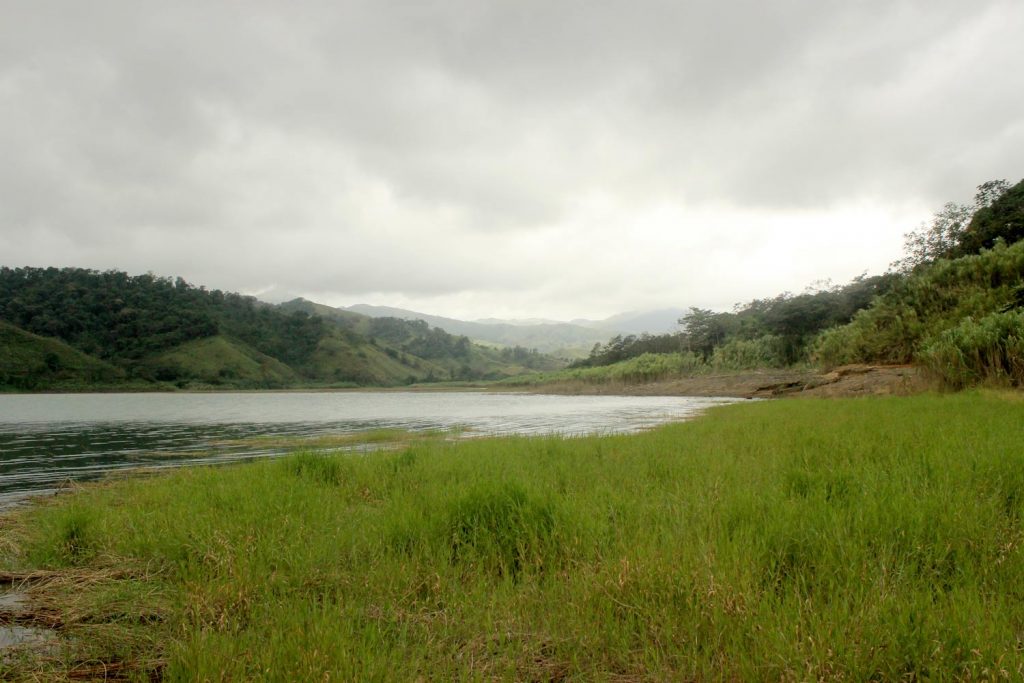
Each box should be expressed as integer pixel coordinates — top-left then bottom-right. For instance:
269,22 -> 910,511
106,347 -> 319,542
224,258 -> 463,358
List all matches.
4,393 -> 1024,680
572,178 -> 1024,390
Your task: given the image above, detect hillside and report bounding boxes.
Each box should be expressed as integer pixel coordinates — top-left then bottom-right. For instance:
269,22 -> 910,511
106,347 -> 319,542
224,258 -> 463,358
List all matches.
282,299 -> 566,380
0,268 -> 564,391
0,320 -> 123,390
814,239 -> 1024,385
140,336 -> 300,387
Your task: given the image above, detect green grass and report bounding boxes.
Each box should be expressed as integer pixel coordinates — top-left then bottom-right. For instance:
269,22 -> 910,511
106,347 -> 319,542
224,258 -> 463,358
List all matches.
499,352 -> 711,387
498,351 -> 806,390
143,335 -> 300,387
4,393 -> 1024,680
0,320 -> 123,390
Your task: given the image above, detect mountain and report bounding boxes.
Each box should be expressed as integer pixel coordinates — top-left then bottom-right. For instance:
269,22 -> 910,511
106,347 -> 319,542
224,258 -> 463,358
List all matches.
343,304 -> 611,355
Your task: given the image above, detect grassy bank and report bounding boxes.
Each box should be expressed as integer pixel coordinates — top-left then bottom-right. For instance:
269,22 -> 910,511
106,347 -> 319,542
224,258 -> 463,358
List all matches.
497,352 -> 715,387
4,393 -> 1024,679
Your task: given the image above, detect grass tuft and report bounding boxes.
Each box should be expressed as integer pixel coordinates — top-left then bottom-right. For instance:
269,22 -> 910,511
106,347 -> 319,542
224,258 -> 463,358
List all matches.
445,482 -> 559,579
283,451 -> 350,486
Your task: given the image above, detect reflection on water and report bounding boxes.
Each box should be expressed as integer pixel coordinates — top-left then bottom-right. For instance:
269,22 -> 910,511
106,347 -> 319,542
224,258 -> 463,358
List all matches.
0,391 -> 738,504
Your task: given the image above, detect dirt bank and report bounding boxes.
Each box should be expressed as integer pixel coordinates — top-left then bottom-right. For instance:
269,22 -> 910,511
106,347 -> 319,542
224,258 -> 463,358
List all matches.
514,365 -> 928,399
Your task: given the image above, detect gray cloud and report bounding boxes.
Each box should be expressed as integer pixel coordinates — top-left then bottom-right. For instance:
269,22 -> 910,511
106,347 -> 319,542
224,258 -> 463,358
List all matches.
1,0 -> 1022,318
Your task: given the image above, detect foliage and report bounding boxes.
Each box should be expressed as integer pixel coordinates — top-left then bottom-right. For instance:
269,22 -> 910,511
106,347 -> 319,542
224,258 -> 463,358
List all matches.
0,267 -> 327,372
918,311 -> 1024,389
574,275 -> 893,371
7,394 -> 1024,679
710,334 -> 787,370
0,268 -> 218,360
814,239 -> 1024,369
959,179 -> 1024,257
572,332 -> 685,368
568,177 -> 1021,378
368,318 -> 472,361
894,178 -> 1021,271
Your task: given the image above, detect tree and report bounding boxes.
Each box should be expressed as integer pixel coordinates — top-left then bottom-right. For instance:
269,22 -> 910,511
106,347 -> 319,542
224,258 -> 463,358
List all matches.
956,179 -> 1023,257
893,179 -> 1017,271
893,202 -> 974,272
679,308 -> 735,359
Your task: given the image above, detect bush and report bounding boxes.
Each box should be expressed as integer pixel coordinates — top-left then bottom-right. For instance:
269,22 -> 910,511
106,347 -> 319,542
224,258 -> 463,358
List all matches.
710,335 -> 787,370
918,311 -> 1024,389
813,240 -> 1024,369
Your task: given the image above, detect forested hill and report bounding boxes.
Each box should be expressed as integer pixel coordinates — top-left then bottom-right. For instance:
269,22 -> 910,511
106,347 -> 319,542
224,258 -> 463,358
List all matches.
0,267 -> 563,391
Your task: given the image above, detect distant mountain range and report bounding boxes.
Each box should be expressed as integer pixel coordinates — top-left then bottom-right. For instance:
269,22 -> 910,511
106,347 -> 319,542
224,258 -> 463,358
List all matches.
344,304 -> 686,355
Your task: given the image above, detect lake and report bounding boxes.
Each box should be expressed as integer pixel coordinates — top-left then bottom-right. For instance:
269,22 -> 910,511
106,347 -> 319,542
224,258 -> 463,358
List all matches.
0,391 -> 738,504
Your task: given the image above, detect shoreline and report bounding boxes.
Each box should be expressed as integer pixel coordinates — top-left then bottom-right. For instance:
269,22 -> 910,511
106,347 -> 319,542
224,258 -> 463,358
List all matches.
1,365 -> 927,399
500,364 -> 927,399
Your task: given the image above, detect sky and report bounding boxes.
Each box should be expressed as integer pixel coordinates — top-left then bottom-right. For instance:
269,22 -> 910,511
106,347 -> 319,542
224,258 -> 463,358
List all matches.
2,1 -> 1022,321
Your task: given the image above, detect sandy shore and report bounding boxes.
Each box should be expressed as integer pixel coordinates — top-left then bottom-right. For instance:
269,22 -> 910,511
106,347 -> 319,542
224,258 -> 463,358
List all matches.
505,365 -> 928,399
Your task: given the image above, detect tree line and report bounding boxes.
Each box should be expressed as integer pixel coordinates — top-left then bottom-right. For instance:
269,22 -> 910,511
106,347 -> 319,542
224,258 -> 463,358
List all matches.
574,178 -> 1023,371
0,267 -> 328,375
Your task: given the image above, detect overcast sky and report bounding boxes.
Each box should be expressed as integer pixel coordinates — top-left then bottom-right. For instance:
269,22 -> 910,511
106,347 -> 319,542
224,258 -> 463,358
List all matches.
2,1 -> 1022,321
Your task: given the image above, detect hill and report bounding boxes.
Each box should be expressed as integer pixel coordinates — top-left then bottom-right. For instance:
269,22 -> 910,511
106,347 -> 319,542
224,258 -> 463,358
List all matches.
140,335 -> 301,387
0,320 -> 123,390
281,299 -> 566,380
0,268 -> 564,390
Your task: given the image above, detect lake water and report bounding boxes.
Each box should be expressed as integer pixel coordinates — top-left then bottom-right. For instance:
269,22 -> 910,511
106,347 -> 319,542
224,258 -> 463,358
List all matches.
0,391 -> 738,505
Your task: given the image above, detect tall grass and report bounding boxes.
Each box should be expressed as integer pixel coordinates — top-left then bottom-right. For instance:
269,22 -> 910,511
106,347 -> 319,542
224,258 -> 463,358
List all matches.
709,334 -> 787,369
500,348 -> 793,388
4,393 -> 1024,679
919,310 -> 1024,388
814,239 -> 1024,369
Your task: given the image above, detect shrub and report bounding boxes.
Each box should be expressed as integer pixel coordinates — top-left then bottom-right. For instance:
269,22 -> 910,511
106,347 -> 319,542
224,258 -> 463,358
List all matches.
918,311 -> 1024,389
813,240 -> 1024,369
710,335 -> 787,370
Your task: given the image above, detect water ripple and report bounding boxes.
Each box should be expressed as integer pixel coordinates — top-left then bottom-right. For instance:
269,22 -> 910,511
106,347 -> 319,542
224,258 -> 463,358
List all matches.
0,391 -> 739,504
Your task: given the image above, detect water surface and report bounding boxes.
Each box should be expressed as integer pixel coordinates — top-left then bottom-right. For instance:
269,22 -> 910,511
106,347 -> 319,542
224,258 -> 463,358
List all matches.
0,391 -> 737,504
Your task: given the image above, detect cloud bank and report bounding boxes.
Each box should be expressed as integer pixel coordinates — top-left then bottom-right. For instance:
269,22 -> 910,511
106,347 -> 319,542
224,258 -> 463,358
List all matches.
2,0 -> 1021,318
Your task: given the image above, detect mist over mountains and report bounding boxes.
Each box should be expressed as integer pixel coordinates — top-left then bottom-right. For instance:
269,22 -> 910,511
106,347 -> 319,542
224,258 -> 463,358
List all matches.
344,304 -> 685,354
